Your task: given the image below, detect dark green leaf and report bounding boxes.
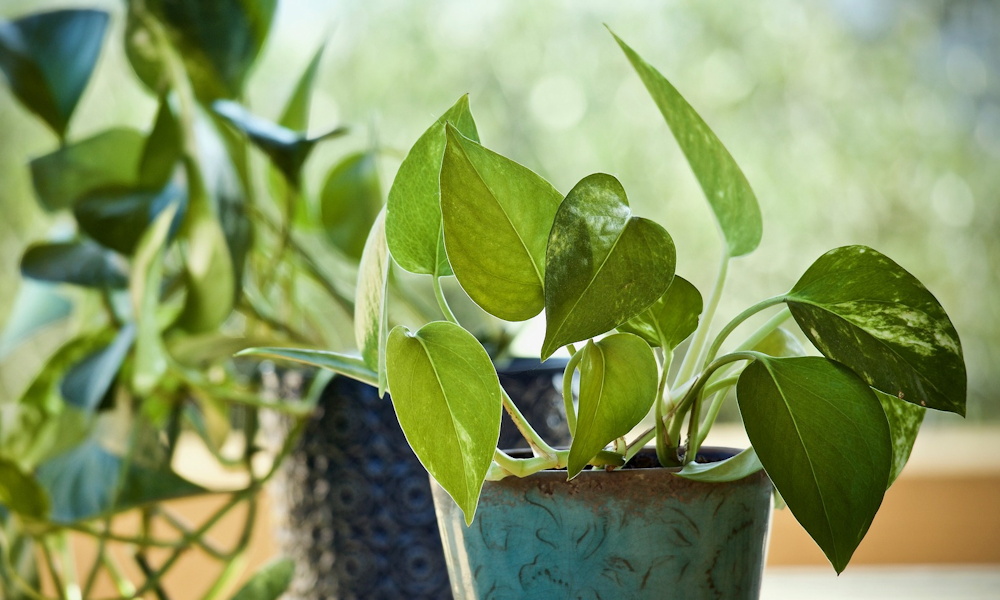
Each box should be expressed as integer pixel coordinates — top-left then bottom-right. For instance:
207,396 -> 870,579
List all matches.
568,334 -> 658,478
139,96 -> 183,188
386,95 -> 479,277
874,389 -> 925,487
229,557 -> 295,600
213,99 -> 346,185
236,347 -> 378,389
440,125 -> 563,322
542,173 -> 675,359
21,240 -> 127,288
320,151 -> 383,260
60,324 -> 135,412
36,438 -> 205,524
354,208 -> 390,395
785,245 -> 966,416
618,275 -> 702,349
386,322 -> 502,525
0,459 -> 49,520
737,355 -> 891,573
612,31 -> 761,257
30,128 -> 145,211
0,9 -> 109,137
675,447 -> 763,482
0,281 -> 71,359
74,181 -> 185,255
140,0 -> 278,101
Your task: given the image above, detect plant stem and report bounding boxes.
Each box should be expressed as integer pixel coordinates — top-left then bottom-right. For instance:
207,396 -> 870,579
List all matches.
501,390 -> 557,457
654,348 -> 674,466
432,275 -> 459,325
674,253 -> 729,388
39,537 -> 66,600
702,296 -> 787,368
681,352 -> 757,464
100,553 -> 136,598
733,307 -> 792,353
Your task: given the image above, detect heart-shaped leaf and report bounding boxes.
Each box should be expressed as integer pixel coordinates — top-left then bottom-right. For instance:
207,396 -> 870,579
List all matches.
354,208 -> 390,396
386,95 -> 479,277
752,327 -> 807,357
21,240 -> 127,288
278,44 -> 325,131
440,125 -> 563,322
737,355 -> 891,573
618,275 -> 702,349
138,97 -> 183,188
542,173 -> 675,359
134,0 -> 277,101
785,245 -> 966,416
675,447 -> 763,483
612,31 -> 761,258
568,333 -> 658,478
386,321 -> 502,525
74,181 -> 185,255
320,151 -> 383,260
0,9 -> 109,138
60,324 -> 135,412
874,388 -> 925,487
213,99 -> 347,186
30,128 -> 145,211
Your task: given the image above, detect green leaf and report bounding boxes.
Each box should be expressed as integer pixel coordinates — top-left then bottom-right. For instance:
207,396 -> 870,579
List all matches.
131,203 -> 180,394
30,128 -> 145,211
60,324 -> 135,412
440,125 -> 563,321
74,181 -> 185,255
0,9 -> 109,138
139,0 -> 277,101
213,99 -> 346,185
737,355 -> 891,573
611,31 -> 761,258
874,389 -> 925,487
675,447 -> 763,483
568,334 -> 657,478
354,208 -> 390,396
618,275 -> 702,349
278,44 -> 325,131
542,173 -> 675,359
386,322 -> 502,525
138,97 -> 183,188
0,459 -> 50,520
21,240 -> 127,288
320,151 -> 383,260
785,245 -> 967,416
175,188 -> 235,333
36,438 -> 205,524
236,347 -> 378,389
229,557 -> 295,600
386,95 -> 479,277
0,281 -> 71,359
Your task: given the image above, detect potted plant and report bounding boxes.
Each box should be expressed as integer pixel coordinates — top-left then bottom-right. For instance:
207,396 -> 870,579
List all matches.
246,28 -> 967,598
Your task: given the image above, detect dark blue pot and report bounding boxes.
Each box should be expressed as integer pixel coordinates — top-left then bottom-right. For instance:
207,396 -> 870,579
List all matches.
267,359 -> 569,600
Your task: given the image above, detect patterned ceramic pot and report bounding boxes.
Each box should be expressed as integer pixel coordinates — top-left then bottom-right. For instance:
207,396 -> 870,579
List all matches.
432,447 -> 773,600
265,359 -> 570,600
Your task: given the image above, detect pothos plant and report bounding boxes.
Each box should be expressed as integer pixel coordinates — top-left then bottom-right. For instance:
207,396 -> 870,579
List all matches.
250,30 -> 968,574
0,3 -> 388,599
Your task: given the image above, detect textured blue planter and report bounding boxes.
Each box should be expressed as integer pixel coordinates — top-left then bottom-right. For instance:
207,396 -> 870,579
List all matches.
432,448 -> 773,600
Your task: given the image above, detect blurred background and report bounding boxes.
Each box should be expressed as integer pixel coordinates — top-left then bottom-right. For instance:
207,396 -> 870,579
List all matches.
2,0 -> 997,424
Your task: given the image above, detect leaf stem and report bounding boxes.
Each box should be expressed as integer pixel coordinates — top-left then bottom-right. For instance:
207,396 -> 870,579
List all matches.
674,253 -> 729,387
681,352 -> 757,463
433,275 -> 459,325
654,348 -> 675,466
702,296 -> 787,367
562,350 -> 583,434
501,390 -> 557,457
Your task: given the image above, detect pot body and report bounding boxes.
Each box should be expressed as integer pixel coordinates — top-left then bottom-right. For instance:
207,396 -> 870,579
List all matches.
432,448 -> 773,600
265,360 -> 569,600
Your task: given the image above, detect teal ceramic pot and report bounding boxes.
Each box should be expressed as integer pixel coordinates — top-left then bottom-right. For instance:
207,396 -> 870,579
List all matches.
432,448 -> 773,600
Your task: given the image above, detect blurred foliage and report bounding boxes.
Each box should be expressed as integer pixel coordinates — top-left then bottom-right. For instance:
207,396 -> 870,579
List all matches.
2,0 -> 997,427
